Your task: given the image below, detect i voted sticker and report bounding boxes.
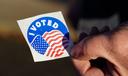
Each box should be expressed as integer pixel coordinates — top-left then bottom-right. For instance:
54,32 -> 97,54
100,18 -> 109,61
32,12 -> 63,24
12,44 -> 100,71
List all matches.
17,11 -> 71,62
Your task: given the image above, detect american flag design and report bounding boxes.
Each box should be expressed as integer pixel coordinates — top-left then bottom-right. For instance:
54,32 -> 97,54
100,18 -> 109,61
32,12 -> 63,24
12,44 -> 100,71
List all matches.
31,30 -> 69,58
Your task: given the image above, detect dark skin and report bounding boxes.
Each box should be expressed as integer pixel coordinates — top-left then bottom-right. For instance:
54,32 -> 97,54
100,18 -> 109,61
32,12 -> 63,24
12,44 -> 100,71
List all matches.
71,24 -> 128,76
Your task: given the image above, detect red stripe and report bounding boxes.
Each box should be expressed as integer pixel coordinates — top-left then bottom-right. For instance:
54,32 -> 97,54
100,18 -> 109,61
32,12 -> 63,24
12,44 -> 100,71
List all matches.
45,33 -> 61,41
55,49 -> 64,57
48,30 -> 60,35
42,32 -> 48,38
52,45 -> 63,53
43,30 -> 59,38
51,39 -> 62,47
48,37 -> 63,45
56,48 -> 64,54
43,30 -> 67,57
49,30 -> 59,34
50,51 -> 55,57
46,36 -> 63,44
53,45 -> 62,50
46,48 -> 52,56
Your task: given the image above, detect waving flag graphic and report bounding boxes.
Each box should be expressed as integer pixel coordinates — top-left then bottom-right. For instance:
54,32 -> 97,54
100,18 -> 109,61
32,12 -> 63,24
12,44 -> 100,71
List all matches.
31,30 -> 69,58
42,30 -> 69,57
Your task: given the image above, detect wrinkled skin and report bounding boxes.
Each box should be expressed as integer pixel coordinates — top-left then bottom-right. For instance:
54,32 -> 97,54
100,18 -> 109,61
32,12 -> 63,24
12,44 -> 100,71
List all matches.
71,24 -> 128,76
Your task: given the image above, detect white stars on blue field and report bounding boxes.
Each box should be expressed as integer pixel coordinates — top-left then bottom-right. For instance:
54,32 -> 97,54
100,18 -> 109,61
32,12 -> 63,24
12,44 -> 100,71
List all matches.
31,35 -> 49,55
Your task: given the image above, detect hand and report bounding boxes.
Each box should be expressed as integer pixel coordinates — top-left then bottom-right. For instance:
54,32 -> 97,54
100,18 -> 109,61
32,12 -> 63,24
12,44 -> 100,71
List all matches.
71,24 -> 128,76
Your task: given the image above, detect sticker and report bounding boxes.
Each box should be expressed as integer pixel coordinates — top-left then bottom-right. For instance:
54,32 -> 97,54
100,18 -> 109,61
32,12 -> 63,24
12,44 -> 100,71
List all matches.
17,11 -> 71,62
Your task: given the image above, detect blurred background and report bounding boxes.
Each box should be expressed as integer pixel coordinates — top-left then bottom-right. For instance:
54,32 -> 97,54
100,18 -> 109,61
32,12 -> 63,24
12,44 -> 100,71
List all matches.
0,0 -> 128,76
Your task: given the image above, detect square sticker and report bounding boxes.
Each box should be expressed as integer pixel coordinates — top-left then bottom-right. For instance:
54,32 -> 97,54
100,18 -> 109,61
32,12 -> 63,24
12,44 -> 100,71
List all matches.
17,11 -> 72,62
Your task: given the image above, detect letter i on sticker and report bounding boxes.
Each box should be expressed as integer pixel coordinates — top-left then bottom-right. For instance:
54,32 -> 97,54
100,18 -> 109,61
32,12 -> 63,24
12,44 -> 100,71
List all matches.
17,11 -> 72,62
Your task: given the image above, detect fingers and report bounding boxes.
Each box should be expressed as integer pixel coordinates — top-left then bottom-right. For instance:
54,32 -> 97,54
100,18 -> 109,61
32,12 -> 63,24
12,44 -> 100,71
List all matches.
71,38 -> 86,59
71,32 -> 88,58
72,25 -> 128,76
71,26 -> 111,75
85,67 -> 104,76
72,59 -> 90,75
72,26 -> 111,59
72,34 -> 110,61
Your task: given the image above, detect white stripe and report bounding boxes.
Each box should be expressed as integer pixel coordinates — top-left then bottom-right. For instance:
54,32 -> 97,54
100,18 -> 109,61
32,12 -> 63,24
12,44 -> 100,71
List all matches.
43,30 -> 63,39
47,36 -> 63,45
43,33 -> 62,41
53,46 -> 64,52
50,40 -> 63,49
